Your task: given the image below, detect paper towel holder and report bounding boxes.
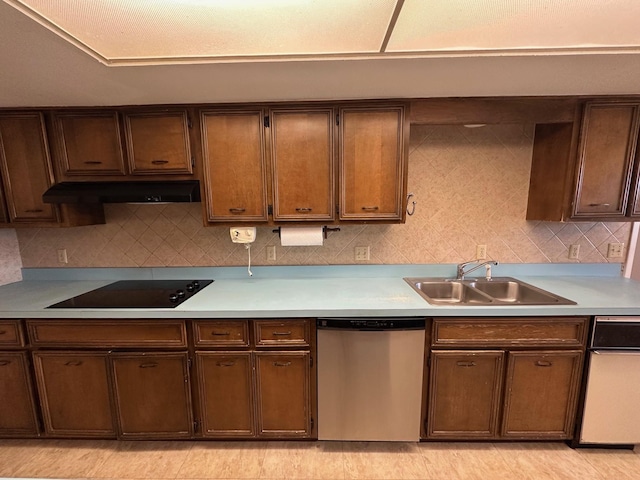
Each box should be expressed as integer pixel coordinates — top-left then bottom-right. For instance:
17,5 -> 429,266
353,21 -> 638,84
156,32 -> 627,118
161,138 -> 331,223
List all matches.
272,226 -> 340,239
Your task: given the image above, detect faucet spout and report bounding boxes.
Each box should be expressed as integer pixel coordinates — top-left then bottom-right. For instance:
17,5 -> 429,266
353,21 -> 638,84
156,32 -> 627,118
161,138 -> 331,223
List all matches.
456,259 -> 499,280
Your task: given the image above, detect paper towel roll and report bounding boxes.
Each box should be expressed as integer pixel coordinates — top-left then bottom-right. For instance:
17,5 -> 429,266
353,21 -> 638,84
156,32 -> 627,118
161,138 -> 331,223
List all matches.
280,227 -> 324,246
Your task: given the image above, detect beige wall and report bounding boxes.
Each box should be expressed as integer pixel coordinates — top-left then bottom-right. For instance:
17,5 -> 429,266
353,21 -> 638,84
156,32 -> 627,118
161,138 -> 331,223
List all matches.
13,124 -> 631,268
0,229 -> 22,285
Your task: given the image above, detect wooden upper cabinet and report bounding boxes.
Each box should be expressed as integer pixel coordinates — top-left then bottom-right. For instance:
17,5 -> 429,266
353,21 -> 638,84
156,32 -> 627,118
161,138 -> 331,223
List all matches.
573,102 -> 640,218
527,101 -> 640,221
339,105 -> 407,221
270,108 -> 335,222
52,111 -> 126,178
124,110 -> 193,175
201,110 -> 268,222
0,112 -> 58,224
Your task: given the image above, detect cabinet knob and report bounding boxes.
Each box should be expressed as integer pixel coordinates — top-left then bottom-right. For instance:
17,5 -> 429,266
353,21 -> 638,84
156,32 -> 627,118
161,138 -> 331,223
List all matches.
83,161 -> 103,165
0,360 -> 10,366
64,360 -> 83,367
229,208 -> 246,214
456,361 -> 476,367
273,361 -> 292,367
151,159 -> 169,165
295,207 -> 313,213
211,331 -> 230,336
588,203 -> 611,207
216,361 -> 236,367
0,330 -> 6,335
361,206 -> 379,211
139,362 -> 159,368
272,331 -> 292,336
25,209 -> 44,213
535,360 -> 553,367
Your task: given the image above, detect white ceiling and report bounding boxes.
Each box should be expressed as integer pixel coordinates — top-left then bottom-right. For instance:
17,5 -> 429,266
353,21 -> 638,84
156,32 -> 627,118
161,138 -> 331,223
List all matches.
2,0 -> 640,107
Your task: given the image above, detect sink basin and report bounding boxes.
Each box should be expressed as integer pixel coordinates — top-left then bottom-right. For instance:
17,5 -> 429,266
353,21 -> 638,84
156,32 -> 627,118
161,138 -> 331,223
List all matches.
404,277 -> 575,306
414,280 -> 494,305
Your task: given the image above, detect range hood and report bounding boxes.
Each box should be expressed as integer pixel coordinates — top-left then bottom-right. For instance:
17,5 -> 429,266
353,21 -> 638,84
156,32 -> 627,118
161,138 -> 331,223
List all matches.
42,181 -> 201,204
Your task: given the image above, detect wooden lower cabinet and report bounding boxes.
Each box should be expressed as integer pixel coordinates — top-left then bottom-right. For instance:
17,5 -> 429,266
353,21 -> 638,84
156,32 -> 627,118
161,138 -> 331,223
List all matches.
196,352 -> 255,437
502,350 -> 583,439
255,351 -> 311,437
32,351 -> 115,437
427,350 -> 504,438
0,351 -> 39,436
110,352 -> 193,439
427,349 -> 584,440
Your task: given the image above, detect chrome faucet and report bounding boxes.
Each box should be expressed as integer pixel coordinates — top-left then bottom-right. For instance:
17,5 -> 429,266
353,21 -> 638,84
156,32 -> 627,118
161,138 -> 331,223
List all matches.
456,259 -> 499,280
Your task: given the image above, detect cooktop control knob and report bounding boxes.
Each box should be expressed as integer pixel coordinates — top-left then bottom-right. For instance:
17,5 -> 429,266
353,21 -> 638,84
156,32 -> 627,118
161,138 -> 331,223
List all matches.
169,293 -> 179,303
186,283 -> 194,292
193,281 -> 200,288
176,290 -> 186,298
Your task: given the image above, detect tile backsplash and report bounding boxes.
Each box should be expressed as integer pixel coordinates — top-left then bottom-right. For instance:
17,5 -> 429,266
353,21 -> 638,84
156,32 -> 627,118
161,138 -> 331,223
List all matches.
0,229 -> 22,285
13,124 -> 631,268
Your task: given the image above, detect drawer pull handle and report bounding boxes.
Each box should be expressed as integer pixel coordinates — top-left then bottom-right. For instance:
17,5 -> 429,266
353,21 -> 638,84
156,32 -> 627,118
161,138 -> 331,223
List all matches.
273,361 -> 292,367
0,360 -> 10,366
25,209 -> 44,213
535,360 -> 553,367
216,361 -> 236,367
588,203 -> 611,207
151,159 -> 169,165
64,360 -> 83,366
272,331 -> 292,336
295,207 -> 313,213
361,206 -> 379,211
229,208 -> 246,214
0,330 -> 6,335
211,331 -> 231,336
84,161 -> 102,165
139,362 -> 159,368
456,361 -> 476,367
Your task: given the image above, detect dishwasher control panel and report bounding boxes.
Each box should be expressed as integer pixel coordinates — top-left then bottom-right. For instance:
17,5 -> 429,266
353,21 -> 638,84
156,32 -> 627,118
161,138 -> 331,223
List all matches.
317,318 -> 425,330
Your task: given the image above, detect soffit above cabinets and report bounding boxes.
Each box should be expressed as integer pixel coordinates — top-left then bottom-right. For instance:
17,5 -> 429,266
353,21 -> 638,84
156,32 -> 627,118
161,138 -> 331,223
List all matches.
5,0 -> 640,66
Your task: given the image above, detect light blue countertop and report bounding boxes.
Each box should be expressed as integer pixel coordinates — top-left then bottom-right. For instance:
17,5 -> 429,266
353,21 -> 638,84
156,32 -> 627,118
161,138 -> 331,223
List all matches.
1,263 -> 639,319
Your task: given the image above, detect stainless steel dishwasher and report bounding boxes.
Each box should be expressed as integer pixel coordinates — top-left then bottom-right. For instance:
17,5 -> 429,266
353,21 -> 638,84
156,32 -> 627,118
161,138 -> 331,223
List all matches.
579,316 -> 640,446
316,318 -> 425,441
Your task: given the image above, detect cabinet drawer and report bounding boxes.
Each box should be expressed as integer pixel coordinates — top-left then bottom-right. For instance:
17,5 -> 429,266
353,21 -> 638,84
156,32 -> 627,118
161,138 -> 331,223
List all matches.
26,320 -> 187,348
0,320 -> 24,347
254,319 -> 310,347
193,320 -> 250,348
432,317 -> 587,348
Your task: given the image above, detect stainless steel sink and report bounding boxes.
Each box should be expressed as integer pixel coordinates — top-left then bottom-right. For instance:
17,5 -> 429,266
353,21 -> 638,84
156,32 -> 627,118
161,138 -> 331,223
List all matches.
404,277 -> 575,306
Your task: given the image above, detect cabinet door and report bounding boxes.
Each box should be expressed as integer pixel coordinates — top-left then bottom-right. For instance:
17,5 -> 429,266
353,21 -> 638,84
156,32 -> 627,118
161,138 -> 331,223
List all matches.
201,110 -> 268,222
270,108 -> 335,221
0,352 -> 39,436
0,112 -> 58,223
573,102 -> 640,218
255,351 -> 311,437
196,352 -> 255,437
124,111 -> 193,175
427,350 -> 504,439
110,352 -> 193,438
501,350 -> 583,439
339,106 -> 407,221
32,351 -> 115,437
52,111 -> 126,177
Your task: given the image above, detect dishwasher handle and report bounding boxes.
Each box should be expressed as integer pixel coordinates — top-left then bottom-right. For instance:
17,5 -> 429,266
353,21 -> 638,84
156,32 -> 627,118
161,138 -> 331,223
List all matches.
317,318 -> 425,331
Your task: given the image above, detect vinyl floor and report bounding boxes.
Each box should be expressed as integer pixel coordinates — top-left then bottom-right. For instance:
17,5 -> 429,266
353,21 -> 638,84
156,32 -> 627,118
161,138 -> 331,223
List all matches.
0,439 -> 638,480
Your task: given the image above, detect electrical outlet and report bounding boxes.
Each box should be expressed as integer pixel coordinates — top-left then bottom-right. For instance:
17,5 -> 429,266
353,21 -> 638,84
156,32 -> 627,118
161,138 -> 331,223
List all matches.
267,245 -> 276,261
57,249 -> 68,264
355,246 -> 370,262
476,245 -> 487,260
568,244 -> 580,260
607,243 -> 624,259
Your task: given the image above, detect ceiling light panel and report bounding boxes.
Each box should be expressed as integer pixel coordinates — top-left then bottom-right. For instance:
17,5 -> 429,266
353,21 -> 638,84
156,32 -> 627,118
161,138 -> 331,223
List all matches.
387,0 -> 640,53
10,0 -> 399,61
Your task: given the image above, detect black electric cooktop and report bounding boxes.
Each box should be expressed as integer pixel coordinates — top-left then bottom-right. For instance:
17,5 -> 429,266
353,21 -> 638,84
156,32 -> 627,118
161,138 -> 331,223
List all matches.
47,280 -> 213,309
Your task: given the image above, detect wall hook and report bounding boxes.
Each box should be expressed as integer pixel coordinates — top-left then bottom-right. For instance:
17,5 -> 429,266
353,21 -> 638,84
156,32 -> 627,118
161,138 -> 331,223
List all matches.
406,193 -> 417,216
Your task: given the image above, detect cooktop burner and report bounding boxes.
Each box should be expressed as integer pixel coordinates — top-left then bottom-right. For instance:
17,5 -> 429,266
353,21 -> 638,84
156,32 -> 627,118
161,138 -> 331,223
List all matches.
47,279 -> 214,309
